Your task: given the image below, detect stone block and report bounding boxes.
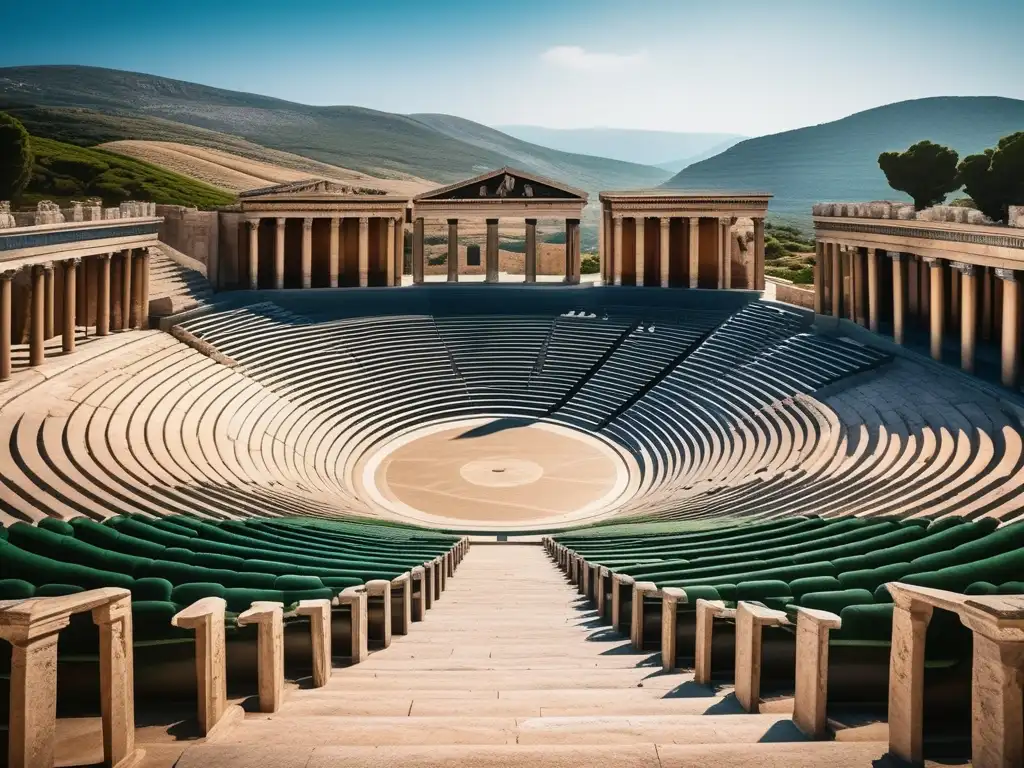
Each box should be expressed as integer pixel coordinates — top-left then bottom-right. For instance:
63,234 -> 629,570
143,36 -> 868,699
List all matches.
968,209 -> 994,225
0,201 -> 14,229
1009,206 -> 1024,228
895,204 -> 917,220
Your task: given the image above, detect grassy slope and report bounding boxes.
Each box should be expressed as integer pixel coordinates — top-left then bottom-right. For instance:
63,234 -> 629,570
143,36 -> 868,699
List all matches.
664,96 -> 1024,224
21,136 -> 236,209
0,65 -> 667,191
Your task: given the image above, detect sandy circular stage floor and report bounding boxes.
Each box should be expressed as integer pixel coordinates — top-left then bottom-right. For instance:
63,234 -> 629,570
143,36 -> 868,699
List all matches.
358,418 -> 636,529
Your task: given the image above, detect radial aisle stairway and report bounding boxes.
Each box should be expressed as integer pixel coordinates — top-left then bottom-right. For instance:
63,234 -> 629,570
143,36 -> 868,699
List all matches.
159,545 -> 895,768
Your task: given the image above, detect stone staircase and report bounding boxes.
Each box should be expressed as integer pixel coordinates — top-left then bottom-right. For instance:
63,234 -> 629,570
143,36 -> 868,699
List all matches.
145,545 -> 898,767
147,244 -> 214,318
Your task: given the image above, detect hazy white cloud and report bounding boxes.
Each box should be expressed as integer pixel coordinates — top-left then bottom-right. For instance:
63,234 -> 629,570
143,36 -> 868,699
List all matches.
540,45 -> 650,74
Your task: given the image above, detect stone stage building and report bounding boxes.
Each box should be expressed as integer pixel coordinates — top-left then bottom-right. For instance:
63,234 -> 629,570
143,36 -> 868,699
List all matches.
208,170 -> 773,290
813,203 -> 1024,387
237,180 -> 409,289
598,191 -> 771,290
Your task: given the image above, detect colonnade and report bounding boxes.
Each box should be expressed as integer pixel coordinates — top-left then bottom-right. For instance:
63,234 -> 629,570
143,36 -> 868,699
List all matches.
409,217 -> 582,284
0,248 -> 150,382
815,243 -> 1021,387
602,213 -> 766,290
244,215 -> 404,289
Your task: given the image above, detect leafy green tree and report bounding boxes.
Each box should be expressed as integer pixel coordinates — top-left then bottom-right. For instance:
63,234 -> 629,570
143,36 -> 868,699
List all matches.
957,132 -> 1024,223
878,140 -> 960,210
0,111 -> 33,201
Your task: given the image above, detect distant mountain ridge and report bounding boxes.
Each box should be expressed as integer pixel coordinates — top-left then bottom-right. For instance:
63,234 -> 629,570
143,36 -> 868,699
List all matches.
0,65 -> 670,195
663,96 -> 1024,225
494,125 -> 744,169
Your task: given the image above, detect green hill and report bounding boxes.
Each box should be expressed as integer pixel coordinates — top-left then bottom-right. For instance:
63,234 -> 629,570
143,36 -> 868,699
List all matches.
0,65 -> 670,194
18,135 -> 235,209
663,96 -> 1024,227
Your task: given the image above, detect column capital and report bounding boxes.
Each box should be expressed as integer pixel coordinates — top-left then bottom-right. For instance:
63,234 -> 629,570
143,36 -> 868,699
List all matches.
246,218 -> 260,230
486,218 -> 499,225
952,261 -> 976,275
718,216 -> 731,226
887,250 -> 903,261
276,216 -> 286,226
63,257 -> 81,267
447,218 -> 458,225
36,262 -> 54,274
0,268 -> 18,281
923,256 -> 944,268
612,213 -> 625,221
329,216 -> 340,229
659,217 -> 671,226
995,267 -> 1017,282
525,218 -> 537,226
359,216 -> 369,226
302,217 -> 313,231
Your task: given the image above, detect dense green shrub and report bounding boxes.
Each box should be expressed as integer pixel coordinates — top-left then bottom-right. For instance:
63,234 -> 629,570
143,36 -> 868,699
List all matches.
580,253 -> 600,274
0,111 -> 33,200
957,132 -> 1024,223
20,136 -> 234,209
878,140 -> 960,210
427,253 -> 447,266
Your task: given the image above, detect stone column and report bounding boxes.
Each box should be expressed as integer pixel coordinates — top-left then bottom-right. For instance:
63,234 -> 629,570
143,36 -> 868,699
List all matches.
958,262 -> 978,373
891,252 -> 906,344
925,258 -> 945,361
247,218 -> 260,290
847,248 -> 857,321
831,244 -> 842,317
358,217 -> 370,288
659,217 -> 671,288
601,208 -> 610,283
907,255 -> 919,322
301,217 -> 313,289
131,251 -> 143,329
852,248 -> 866,325
43,262 -> 54,339
970,631 -> 1024,768
92,596 -> 137,767
140,249 -> 150,330
997,268 -> 1020,388
7,630 -> 61,768
525,219 -> 537,283
813,242 -> 825,314
393,218 -> 404,286
566,218 -> 581,285
96,254 -> 111,337
688,217 -> 700,288
867,248 -> 880,331
982,266 -> 994,342
30,265 -> 46,367
753,217 -> 765,290
120,249 -> 132,332
413,217 -> 425,285
275,217 -> 286,290
62,259 -> 78,354
887,595 -> 934,766
613,216 -> 624,286
718,217 -> 730,289
633,217 -> 645,287
329,217 -> 342,288
447,218 -> 459,283
486,218 -> 499,283
385,217 -> 396,287
0,270 -> 14,381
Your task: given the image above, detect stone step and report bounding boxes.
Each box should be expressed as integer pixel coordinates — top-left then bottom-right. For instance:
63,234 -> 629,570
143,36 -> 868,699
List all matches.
213,713 -> 805,747
315,668 -> 690,691
169,741 -> 894,768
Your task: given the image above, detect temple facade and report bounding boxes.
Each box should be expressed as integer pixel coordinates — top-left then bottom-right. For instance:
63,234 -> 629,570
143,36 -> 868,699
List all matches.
237,180 -> 409,289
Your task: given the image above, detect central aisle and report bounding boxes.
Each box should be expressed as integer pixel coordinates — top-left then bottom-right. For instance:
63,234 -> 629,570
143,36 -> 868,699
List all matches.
169,545 -> 887,767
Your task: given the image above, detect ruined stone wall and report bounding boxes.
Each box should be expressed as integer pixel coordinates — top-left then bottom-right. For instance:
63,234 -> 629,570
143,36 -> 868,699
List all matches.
155,205 -> 220,269
767,277 -> 814,309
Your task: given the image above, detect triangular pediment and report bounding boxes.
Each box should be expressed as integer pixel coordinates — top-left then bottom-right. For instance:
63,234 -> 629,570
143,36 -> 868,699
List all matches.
239,178 -> 379,199
414,167 -> 588,202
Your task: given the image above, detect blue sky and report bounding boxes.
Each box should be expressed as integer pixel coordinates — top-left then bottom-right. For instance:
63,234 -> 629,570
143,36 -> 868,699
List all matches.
1,0 -> 1021,136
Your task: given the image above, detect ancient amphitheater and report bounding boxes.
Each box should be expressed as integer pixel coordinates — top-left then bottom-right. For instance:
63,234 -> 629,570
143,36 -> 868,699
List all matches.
1,181 -> 1023,768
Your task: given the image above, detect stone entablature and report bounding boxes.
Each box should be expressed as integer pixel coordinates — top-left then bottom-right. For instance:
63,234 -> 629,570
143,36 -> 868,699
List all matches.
597,191 -> 771,291
813,215 -> 1024,271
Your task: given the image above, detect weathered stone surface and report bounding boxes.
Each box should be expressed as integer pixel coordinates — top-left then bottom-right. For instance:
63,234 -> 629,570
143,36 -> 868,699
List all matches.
0,201 -> 15,228
1009,206 -> 1024,228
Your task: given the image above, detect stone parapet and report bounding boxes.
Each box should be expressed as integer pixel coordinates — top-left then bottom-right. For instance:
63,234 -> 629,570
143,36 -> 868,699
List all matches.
812,200 -> 1009,227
